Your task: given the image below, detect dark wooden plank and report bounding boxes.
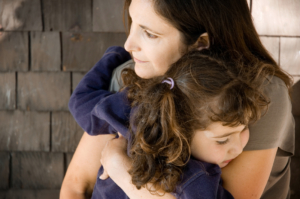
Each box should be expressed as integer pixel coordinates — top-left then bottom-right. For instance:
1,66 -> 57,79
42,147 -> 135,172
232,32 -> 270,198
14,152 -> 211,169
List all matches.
11,152 -> 64,189
0,0 -> 42,31
0,32 -> 28,72
63,32 -> 127,71
18,72 -> 70,111
294,116 -> 300,157
93,0 -> 125,32
252,0 -> 300,36
0,152 -> 9,189
291,157 -> 300,196
292,80 -> 300,117
52,112 -> 83,152
280,37 -> 300,76
66,153 -> 73,168
31,32 -> 61,71
72,72 -> 85,92
0,72 -> 16,110
291,193 -> 300,199
0,111 -> 50,151
43,0 -> 92,32
0,190 -> 60,199
260,37 -> 279,64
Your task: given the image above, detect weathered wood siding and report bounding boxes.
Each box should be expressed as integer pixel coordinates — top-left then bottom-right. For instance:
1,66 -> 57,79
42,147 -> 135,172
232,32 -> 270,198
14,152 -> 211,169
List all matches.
0,0 -> 299,198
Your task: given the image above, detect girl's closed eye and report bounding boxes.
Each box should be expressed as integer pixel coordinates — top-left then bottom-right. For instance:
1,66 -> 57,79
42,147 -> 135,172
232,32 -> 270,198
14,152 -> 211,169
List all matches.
144,30 -> 158,39
217,139 -> 229,145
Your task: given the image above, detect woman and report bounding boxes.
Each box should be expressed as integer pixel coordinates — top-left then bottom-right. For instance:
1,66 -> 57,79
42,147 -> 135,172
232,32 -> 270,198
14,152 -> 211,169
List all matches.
60,0 -> 294,198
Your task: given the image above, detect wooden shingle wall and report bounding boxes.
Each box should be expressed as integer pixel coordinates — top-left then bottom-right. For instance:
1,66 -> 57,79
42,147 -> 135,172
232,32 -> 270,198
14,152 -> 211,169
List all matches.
0,0 -> 126,197
0,0 -> 299,198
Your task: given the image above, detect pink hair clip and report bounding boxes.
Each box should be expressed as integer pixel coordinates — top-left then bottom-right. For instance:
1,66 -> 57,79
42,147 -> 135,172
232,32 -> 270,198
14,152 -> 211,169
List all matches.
162,77 -> 175,89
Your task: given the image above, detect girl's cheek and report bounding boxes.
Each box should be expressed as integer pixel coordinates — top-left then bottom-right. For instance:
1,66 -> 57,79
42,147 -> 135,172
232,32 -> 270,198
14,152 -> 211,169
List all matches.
208,147 -> 225,164
241,129 -> 250,148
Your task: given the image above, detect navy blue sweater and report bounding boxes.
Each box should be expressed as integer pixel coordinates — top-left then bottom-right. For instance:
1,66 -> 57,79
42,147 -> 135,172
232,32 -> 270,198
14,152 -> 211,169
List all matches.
69,46 -> 234,199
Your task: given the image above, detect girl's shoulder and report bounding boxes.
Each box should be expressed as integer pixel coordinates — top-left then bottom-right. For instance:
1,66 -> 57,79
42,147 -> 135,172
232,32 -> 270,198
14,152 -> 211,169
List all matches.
174,159 -> 233,199
109,60 -> 135,92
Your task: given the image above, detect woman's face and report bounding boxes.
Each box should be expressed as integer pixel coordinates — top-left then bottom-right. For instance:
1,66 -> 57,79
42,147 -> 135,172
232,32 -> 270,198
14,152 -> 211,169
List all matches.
191,122 -> 249,168
124,0 -> 187,79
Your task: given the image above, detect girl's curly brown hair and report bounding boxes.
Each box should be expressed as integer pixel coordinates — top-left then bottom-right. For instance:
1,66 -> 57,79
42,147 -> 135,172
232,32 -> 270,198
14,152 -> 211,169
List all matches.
121,50 -> 272,194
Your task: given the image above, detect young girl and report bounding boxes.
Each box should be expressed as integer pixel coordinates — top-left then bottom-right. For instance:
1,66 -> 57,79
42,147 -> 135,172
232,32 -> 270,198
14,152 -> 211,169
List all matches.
69,46 -> 270,198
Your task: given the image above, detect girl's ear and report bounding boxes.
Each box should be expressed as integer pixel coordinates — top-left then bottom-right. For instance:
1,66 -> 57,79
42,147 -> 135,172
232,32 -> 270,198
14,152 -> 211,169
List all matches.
191,32 -> 210,51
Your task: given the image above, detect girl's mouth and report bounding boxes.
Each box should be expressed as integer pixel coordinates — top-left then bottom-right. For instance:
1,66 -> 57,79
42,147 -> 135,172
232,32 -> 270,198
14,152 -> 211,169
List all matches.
223,159 -> 233,164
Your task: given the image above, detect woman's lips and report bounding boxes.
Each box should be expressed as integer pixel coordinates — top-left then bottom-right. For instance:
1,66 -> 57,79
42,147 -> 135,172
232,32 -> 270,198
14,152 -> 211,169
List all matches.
133,57 -> 148,63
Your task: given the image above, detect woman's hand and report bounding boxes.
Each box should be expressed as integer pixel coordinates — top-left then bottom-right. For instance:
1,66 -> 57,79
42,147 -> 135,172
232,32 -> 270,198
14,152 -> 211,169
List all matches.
99,133 -> 131,180
99,133 -> 176,199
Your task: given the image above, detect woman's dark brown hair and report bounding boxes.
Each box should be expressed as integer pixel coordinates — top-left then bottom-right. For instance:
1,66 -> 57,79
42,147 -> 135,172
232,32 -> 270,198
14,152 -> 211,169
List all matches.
121,50 -> 271,194
123,0 -> 293,90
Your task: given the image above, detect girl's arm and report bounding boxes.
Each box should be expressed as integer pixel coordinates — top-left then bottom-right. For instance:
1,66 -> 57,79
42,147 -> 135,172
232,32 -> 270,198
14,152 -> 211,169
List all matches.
221,148 -> 277,199
69,46 -> 131,135
61,46 -> 131,198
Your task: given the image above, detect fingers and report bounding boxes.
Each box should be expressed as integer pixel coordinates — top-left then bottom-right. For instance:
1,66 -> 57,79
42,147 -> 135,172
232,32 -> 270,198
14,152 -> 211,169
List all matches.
99,169 -> 110,180
118,132 -> 123,138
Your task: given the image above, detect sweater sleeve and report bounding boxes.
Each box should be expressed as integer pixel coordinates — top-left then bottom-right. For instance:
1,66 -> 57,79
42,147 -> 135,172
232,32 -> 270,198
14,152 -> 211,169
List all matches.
68,46 -> 131,135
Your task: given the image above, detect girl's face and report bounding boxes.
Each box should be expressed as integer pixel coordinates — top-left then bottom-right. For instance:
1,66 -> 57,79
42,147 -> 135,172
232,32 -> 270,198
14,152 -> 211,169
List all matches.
191,122 -> 249,168
124,0 -> 187,79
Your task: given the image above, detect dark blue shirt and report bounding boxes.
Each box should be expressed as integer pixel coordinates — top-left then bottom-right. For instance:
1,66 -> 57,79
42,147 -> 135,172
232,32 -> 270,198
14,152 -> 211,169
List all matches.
69,46 -> 234,199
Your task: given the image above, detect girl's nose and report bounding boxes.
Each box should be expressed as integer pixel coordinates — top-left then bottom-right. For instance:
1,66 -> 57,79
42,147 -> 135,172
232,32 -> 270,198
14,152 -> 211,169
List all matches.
231,141 -> 243,156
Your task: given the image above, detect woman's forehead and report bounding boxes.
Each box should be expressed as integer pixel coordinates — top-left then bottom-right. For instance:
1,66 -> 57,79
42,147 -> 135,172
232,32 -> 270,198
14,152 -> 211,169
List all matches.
129,0 -> 176,34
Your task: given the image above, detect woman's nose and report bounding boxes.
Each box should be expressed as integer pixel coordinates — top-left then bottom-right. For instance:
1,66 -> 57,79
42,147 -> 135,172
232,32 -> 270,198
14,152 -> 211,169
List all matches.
124,26 -> 140,52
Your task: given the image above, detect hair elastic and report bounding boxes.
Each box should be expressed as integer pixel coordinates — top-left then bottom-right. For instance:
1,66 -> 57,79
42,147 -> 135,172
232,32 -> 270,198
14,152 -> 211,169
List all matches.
162,77 -> 175,89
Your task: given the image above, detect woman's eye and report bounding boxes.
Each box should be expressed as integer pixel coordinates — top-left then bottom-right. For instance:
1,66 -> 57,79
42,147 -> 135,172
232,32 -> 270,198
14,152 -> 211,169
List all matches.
217,139 -> 229,145
144,31 -> 157,39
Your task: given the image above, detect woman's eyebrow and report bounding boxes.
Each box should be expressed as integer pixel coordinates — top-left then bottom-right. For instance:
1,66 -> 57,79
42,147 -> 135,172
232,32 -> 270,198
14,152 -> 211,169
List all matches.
213,126 -> 248,138
139,25 -> 162,35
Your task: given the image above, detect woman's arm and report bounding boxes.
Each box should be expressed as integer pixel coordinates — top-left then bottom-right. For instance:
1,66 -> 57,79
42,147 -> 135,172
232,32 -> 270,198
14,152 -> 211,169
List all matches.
60,132 -> 115,199
221,148 -> 277,199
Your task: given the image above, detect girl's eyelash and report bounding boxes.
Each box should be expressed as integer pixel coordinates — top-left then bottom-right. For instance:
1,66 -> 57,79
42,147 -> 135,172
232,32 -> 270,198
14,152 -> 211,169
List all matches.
217,139 -> 229,145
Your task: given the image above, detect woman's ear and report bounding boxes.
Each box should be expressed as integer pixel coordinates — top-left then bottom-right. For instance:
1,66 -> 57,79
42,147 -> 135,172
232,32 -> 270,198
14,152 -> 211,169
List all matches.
191,32 -> 210,51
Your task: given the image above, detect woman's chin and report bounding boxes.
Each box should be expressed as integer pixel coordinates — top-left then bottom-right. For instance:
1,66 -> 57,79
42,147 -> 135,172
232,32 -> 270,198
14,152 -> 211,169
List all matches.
134,65 -> 153,79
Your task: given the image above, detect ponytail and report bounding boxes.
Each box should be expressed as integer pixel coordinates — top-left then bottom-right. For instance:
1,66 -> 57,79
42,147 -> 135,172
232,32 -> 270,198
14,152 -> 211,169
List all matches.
122,69 -> 192,193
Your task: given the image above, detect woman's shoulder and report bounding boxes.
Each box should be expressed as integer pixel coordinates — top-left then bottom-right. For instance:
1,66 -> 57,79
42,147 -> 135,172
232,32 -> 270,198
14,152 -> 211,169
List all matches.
245,75 -> 295,155
264,75 -> 288,93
